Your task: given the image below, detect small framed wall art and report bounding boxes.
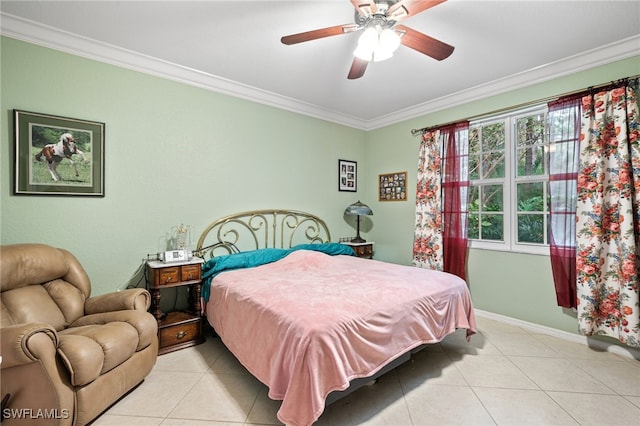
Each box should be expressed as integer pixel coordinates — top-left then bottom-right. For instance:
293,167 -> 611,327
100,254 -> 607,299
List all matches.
14,110 -> 105,196
379,171 -> 407,201
338,159 -> 357,192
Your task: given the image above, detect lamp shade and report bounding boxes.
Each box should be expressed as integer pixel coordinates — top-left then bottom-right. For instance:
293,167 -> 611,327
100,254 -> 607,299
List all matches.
353,27 -> 378,61
379,28 -> 401,53
345,201 -> 372,243
344,200 -> 373,216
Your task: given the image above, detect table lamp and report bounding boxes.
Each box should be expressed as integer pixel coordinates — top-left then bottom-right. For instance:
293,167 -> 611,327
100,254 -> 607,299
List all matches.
344,200 -> 373,243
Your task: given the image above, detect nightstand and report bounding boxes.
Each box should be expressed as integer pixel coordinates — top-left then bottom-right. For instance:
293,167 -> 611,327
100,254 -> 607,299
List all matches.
341,242 -> 375,259
146,257 -> 205,355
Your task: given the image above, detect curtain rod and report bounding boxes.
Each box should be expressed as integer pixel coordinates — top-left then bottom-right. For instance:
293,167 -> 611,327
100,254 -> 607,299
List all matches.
410,74 -> 640,136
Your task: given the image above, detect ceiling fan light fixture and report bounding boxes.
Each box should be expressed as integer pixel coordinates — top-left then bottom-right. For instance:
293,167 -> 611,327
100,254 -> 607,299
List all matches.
353,45 -> 374,61
353,26 -> 378,61
358,27 -> 379,50
372,47 -> 393,62
354,25 -> 399,62
378,28 -> 401,52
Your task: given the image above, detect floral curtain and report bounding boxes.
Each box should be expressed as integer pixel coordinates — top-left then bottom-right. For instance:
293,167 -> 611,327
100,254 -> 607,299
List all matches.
413,130 -> 443,270
441,122 -> 470,280
547,96 -> 582,308
576,82 -> 640,347
413,122 -> 470,280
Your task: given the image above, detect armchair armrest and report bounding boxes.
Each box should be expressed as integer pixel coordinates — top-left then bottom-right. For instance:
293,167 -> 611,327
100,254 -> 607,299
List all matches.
84,288 -> 150,314
0,323 -> 58,368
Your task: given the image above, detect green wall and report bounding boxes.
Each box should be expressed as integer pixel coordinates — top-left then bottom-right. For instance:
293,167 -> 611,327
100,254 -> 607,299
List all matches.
0,37 -> 367,295
364,55 -> 640,335
2,35 -> 639,340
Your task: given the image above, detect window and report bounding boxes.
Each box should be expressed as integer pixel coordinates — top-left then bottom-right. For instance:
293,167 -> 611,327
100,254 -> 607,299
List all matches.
468,106 -> 550,254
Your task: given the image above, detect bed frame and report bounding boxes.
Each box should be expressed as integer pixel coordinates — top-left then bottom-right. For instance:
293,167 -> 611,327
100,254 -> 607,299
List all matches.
194,209 -> 332,259
193,209 -> 420,406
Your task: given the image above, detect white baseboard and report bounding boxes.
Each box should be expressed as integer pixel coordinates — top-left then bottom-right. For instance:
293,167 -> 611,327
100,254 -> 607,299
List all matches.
474,309 -> 640,361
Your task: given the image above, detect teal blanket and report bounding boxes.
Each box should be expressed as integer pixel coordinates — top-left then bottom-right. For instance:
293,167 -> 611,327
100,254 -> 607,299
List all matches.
201,243 -> 355,301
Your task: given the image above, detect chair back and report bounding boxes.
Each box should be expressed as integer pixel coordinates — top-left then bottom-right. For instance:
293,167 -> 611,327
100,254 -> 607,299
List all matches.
1,244 -> 91,331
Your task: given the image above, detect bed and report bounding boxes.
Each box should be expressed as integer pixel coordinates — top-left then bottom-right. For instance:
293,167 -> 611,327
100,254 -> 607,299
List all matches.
194,210 -> 476,426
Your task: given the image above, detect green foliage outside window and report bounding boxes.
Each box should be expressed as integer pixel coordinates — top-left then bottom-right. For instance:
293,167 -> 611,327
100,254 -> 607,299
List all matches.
468,110 -> 549,247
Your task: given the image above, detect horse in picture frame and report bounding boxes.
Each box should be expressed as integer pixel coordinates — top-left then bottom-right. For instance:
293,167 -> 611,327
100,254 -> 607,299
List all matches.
34,132 -> 87,182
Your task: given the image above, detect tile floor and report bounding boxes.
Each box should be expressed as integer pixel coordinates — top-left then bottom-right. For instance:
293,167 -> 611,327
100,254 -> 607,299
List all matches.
93,316 -> 640,426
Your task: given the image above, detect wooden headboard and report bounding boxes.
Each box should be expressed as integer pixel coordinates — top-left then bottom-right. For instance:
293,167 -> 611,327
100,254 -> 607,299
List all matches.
194,210 -> 331,259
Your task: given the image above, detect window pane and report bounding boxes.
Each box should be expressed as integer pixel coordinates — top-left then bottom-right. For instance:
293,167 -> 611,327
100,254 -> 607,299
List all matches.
483,185 -> 503,211
516,146 -> 545,176
469,186 -> 479,212
516,114 -> 545,177
469,154 -> 480,180
483,122 -> 505,149
468,213 -> 479,239
481,214 -> 503,240
517,182 -> 543,211
517,213 -> 544,243
482,151 -> 505,178
516,114 -> 544,148
470,122 -> 505,179
469,128 -> 480,180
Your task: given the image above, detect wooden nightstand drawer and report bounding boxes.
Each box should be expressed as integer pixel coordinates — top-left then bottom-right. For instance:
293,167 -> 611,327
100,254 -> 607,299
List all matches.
158,312 -> 204,353
341,242 -> 375,259
181,264 -> 201,281
148,263 -> 201,288
352,244 -> 373,258
157,267 -> 179,286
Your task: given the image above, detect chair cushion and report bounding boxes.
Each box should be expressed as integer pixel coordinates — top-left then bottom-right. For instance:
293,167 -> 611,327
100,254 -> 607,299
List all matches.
2,285 -> 67,330
70,310 -> 158,352
58,322 -> 138,386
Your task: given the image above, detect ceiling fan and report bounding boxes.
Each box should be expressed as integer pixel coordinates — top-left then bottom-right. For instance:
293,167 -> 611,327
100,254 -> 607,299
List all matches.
281,0 -> 454,80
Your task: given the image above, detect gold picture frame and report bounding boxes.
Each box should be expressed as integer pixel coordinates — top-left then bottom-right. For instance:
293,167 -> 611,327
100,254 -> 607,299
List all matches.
378,171 -> 407,201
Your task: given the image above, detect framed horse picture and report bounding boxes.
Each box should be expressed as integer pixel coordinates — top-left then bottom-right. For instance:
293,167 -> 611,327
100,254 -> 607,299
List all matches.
14,110 -> 105,196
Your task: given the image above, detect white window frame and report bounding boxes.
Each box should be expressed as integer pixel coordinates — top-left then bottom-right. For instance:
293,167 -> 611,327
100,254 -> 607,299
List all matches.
468,105 -> 550,256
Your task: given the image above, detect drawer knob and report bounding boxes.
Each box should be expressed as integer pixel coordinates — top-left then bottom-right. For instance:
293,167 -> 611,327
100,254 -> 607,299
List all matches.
176,331 -> 187,339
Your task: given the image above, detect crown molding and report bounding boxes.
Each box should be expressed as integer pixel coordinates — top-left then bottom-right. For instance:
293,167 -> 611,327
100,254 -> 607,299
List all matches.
2,12 -> 638,132
369,34 -> 640,130
0,12 -> 368,130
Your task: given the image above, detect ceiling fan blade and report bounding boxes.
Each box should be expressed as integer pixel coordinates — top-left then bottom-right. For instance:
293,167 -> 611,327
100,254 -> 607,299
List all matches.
347,57 -> 369,79
350,0 -> 377,16
396,24 -> 454,61
281,24 -> 358,45
387,0 -> 447,21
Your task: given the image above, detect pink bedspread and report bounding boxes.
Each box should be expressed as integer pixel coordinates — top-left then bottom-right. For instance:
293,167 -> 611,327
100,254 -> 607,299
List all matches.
205,250 -> 476,426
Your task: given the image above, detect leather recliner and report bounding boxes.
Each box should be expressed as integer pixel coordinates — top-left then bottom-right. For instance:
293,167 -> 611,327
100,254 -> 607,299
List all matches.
0,243 -> 158,425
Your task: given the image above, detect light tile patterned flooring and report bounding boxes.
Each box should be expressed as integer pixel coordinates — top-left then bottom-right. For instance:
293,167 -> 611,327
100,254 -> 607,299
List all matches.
93,316 -> 640,426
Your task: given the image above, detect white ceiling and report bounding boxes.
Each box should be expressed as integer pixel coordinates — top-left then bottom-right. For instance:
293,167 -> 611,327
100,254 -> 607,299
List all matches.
1,1 -> 639,130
